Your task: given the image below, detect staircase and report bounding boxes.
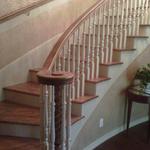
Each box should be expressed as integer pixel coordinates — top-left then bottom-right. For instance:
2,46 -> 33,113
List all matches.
0,0 -> 150,149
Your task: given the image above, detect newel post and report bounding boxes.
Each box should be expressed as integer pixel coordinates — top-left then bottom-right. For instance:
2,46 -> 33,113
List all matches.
37,70 -> 74,150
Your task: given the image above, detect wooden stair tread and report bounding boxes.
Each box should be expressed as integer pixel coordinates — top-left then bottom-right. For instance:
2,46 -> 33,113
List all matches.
0,136 -> 40,150
71,115 -> 85,124
140,24 -> 150,26
0,102 -> 82,126
127,35 -> 149,38
4,82 -> 40,96
86,76 -> 111,84
100,61 -> 123,66
113,48 -> 136,51
0,102 -> 40,126
72,95 -> 98,104
29,68 -> 41,73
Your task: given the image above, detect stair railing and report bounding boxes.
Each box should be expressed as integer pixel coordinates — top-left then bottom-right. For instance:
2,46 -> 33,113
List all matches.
38,0 -> 150,149
38,71 -> 73,150
43,0 -> 150,100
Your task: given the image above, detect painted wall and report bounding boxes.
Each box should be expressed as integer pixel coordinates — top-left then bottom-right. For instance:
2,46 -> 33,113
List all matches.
0,0 -> 48,18
72,47 -> 150,150
0,0 -> 97,100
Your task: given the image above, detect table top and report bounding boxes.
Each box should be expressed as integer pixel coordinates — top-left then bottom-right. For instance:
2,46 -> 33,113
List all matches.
127,85 -> 150,103
128,85 -> 150,96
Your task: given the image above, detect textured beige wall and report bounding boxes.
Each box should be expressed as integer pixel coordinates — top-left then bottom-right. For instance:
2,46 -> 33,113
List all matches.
72,47 -> 150,150
0,0 -> 97,100
0,0 -> 48,18
0,0 -> 97,69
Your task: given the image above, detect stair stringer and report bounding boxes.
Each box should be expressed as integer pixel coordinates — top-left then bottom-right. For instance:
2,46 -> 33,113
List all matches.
71,26 -> 150,148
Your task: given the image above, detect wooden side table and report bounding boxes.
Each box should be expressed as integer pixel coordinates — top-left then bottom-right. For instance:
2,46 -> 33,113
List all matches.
126,86 -> 150,141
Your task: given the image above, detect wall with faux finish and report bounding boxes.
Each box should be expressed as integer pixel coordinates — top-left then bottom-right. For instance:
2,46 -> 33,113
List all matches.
72,46 -> 150,150
0,0 -> 97,100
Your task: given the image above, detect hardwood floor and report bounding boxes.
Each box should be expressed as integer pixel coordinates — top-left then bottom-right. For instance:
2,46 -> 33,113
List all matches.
0,136 -> 40,150
95,122 -> 150,150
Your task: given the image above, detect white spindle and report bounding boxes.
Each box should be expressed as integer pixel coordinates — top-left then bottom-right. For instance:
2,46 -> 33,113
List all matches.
91,12 -> 96,79
40,85 -> 44,150
114,0 -> 120,48
86,16 -> 92,80
136,0 -> 141,35
144,0 -> 149,24
119,0 -> 125,48
50,86 -> 55,150
141,0 -> 145,24
76,28 -> 81,98
123,0 -> 129,48
81,21 -> 86,96
62,47 -> 66,71
95,8 -> 101,78
132,0 -> 137,35
101,5 -> 106,63
109,0 -> 115,60
71,33 -> 76,100
128,0 -> 133,35
105,1 -> 111,63
67,40 -> 71,72
53,62 -> 57,72
148,0 -> 150,24
61,85 -> 66,150
66,84 -> 72,150
42,85 -> 49,150
57,54 -> 62,71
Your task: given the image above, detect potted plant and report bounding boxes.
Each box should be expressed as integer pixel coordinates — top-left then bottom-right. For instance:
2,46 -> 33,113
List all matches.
134,63 -> 150,93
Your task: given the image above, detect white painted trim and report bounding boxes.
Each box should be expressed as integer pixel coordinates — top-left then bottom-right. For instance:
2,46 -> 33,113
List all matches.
84,116 -> 148,150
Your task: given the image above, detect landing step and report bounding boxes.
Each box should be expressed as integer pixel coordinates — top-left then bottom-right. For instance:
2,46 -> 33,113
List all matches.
4,82 -> 40,96
113,48 -> 136,51
0,102 -> 82,125
127,35 -> 149,38
100,61 -> 123,66
72,95 -> 98,104
29,68 -> 41,73
140,24 -> 150,27
0,102 -> 40,126
86,76 -> 111,84
0,135 -> 40,150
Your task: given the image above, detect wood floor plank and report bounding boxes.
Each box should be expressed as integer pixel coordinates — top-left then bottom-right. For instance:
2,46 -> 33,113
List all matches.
0,136 -> 40,150
95,122 -> 150,150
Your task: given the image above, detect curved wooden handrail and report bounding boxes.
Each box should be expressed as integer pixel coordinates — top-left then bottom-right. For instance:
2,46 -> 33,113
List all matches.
43,0 -> 105,70
0,0 -> 50,23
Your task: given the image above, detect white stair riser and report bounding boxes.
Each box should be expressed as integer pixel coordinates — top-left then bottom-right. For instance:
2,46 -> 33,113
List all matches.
113,50 -> 136,62
0,123 -> 40,139
126,37 -> 148,49
5,91 -> 40,107
139,25 -> 150,36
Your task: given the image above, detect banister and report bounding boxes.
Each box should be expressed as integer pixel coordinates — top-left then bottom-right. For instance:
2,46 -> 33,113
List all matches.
38,0 -> 150,149
43,0 -> 105,70
0,0 -> 50,23
37,71 -> 73,150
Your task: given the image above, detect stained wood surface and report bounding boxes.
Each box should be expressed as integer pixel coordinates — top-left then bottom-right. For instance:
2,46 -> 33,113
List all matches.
95,122 -> 150,150
0,102 -> 40,126
0,102 -> 82,126
4,82 -> 40,96
0,136 -> 40,150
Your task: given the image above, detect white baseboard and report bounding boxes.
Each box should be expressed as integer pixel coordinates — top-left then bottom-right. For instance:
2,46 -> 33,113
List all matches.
84,116 -> 148,150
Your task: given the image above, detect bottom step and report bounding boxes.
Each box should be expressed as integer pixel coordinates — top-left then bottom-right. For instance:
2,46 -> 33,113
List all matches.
0,136 -> 40,150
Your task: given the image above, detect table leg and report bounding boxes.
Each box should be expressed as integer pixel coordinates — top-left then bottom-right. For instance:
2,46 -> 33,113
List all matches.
127,99 -> 132,134
148,104 -> 150,142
